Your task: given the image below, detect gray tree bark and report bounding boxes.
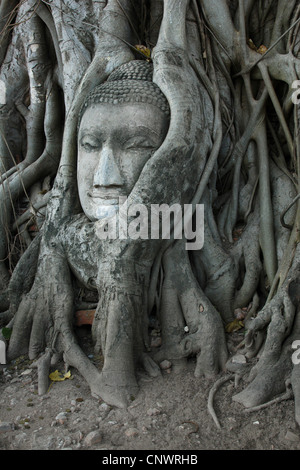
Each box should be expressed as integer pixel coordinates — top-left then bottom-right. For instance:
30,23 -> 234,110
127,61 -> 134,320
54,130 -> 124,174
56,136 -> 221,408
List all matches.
0,0 -> 300,420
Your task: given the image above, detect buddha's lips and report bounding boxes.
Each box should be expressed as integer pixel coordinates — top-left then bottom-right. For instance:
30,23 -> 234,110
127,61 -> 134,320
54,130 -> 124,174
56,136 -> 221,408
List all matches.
87,191 -> 125,200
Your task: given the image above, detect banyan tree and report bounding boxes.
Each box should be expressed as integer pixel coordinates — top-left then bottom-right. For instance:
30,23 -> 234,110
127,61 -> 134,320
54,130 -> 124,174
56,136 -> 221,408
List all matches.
0,0 -> 300,424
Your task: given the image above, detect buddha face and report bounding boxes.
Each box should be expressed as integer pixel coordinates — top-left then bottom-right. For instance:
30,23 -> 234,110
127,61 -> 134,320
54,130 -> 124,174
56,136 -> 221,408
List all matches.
77,102 -> 169,221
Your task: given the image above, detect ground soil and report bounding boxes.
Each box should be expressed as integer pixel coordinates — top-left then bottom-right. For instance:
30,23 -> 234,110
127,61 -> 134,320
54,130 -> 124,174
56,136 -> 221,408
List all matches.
1,326 -> 300,451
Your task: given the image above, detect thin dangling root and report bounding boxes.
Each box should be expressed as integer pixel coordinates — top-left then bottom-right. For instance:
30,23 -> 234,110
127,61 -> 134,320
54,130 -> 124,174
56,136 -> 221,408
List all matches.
207,374 -> 234,429
243,380 -> 293,413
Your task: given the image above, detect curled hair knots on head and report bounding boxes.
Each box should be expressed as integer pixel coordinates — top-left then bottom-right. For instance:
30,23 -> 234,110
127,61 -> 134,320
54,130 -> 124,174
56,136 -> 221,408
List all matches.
78,60 -> 170,127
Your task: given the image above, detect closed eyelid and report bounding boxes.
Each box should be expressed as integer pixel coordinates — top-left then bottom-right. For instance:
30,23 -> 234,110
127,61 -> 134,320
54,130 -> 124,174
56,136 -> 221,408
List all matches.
79,134 -> 101,147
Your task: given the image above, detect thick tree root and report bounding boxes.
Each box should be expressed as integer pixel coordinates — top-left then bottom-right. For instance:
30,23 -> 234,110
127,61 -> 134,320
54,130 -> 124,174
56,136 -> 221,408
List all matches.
232,347 -> 292,408
0,310 -> 12,326
232,283 -> 298,409
0,291 -> 9,313
91,371 -> 139,408
243,379 -> 293,413
291,364 -> 300,427
156,240 -> 228,378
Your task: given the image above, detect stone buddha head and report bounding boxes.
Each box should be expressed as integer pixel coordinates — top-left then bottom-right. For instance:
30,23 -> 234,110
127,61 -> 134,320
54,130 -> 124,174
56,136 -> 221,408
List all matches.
77,60 -> 170,221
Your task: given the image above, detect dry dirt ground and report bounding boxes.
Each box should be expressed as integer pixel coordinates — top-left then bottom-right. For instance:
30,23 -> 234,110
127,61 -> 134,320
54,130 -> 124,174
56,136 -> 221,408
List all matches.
1,326 -> 300,452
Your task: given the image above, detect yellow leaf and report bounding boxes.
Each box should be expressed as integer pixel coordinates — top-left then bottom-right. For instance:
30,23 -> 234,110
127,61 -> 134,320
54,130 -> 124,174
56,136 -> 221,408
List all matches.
247,40 -> 267,55
247,39 -> 257,51
257,45 -> 267,55
49,370 -> 72,382
134,45 -> 151,58
225,319 -> 244,333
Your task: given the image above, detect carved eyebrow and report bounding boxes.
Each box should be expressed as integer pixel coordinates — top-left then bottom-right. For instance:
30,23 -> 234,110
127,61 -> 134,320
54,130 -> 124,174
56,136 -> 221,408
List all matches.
78,125 -> 162,142
78,128 -> 104,141
116,126 -> 162,143
133,126 -> 161,137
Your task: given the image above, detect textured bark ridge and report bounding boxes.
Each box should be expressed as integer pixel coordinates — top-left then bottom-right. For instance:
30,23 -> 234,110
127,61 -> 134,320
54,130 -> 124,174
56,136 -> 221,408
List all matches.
0,0 -> 300,420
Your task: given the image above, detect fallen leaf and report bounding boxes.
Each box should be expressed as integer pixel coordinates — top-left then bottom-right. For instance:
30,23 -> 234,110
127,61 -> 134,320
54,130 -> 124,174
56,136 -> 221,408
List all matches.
225,319 -> 244,333
134,45 -> 151,58
247,39 -> 257,51
247,39 -> 267,55
257,45 -> 267,54
49,370 -> 72,382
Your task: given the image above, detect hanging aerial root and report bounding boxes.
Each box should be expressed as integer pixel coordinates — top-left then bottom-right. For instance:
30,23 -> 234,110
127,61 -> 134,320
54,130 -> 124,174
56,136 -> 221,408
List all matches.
207,374 -> 234,429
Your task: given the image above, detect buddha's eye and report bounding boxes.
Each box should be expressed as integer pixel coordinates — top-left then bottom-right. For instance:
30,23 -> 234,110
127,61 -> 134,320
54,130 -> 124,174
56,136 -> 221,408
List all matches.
123,136 -> 157,151
80,135 -> 101,152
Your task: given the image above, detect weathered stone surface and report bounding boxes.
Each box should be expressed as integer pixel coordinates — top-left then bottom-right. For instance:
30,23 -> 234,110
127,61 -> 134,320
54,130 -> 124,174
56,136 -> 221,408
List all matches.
160,360 -> 172,370
32,434 -> 56,450
55,412 -> 68,424
84,430 -> 102,447
99,402 -> 110,413
0,422 -> 14,433
124,427 -> 139,438
232,354 -> 247,364
285,430 -> 300,442
147,408 -> 161,416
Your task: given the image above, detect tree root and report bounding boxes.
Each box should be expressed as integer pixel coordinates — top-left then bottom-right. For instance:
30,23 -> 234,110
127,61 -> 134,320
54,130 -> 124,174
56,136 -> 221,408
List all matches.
0,291 -> 9,313
243,379 -> 293,413
0,310 -> 13,327
232,280 -> 298,409
36,349 -> 52,396
207,374 -> 234,429
157,240 -> 228,378
291,363 -> 300,426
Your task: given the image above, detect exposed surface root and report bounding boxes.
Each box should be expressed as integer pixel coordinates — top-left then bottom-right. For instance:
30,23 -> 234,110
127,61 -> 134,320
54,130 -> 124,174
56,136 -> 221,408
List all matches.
243,380 -> 293,413
207,374 -> 234,429
36,349 -> 52,396
291,363 -> 300,426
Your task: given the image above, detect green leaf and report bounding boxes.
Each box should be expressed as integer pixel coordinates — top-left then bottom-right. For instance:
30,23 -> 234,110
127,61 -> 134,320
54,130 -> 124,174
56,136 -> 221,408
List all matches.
1,327 -> 12,340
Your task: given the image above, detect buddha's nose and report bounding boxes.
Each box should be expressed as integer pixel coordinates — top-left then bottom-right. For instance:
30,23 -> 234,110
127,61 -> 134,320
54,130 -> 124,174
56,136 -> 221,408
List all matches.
93,145 -> 124,188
